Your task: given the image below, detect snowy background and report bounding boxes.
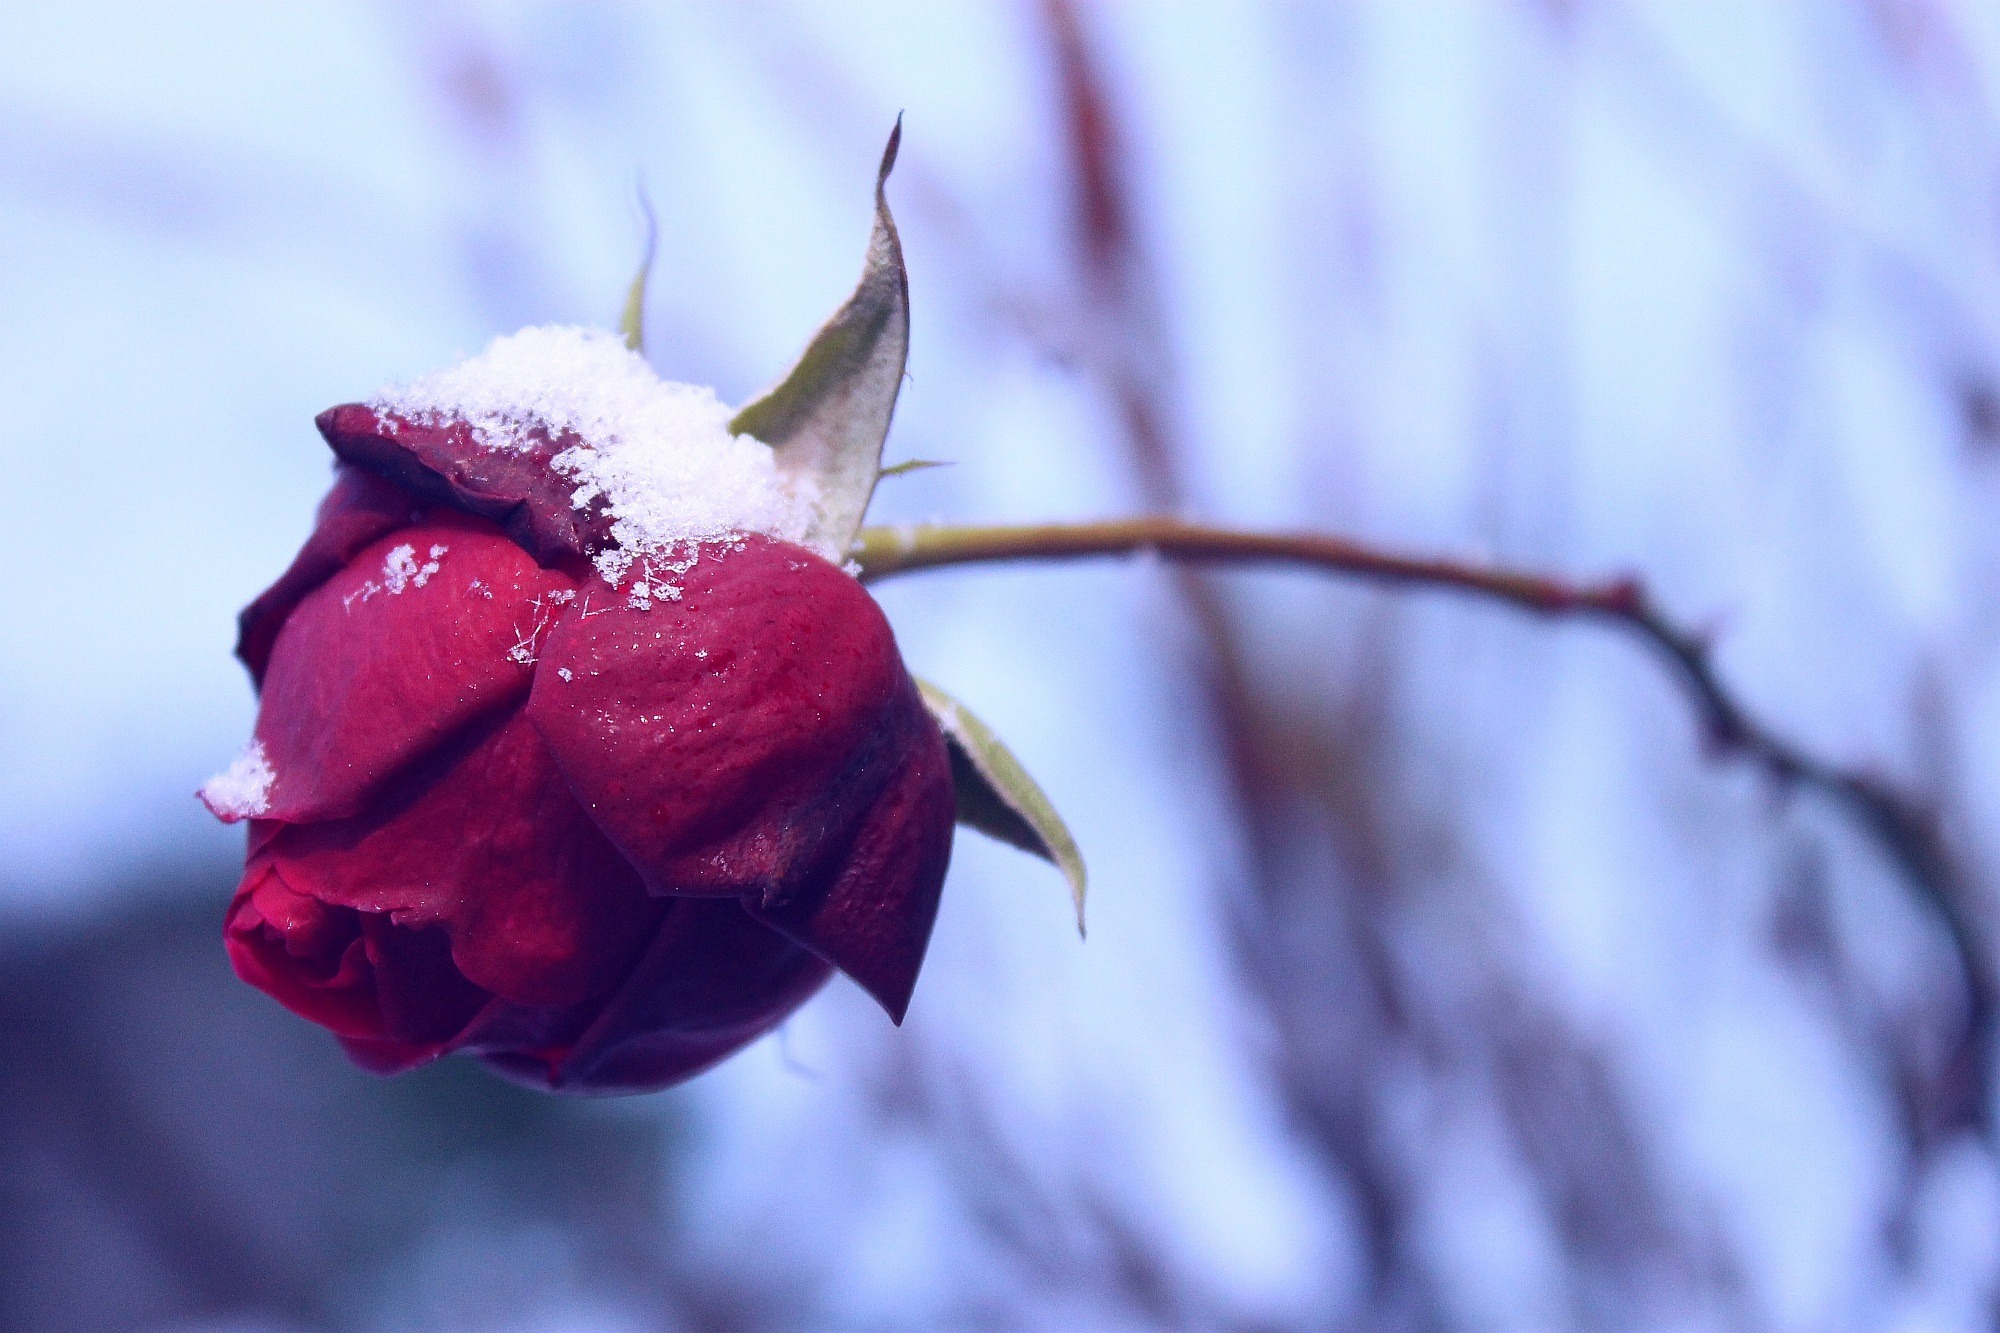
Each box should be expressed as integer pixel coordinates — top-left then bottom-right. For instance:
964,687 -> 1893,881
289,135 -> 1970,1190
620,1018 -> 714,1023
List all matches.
5,1 -> 2000,1328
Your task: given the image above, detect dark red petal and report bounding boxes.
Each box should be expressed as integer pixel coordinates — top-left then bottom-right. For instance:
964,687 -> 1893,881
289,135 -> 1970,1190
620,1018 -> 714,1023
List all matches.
244,818 -> 284,862
526,537 -> 908,901
317,404 -> 612,563
225,862 -> 497,1070
746,687 -> 956,1024
264,706 -> 664,1008
254,512 -> 576,823
237,464 -> 420,686
359,913 -> 493,1047
337,1034 -> 441,1076
451,999 -> 587,1072
471,900 -> 833,1094
223,863 -> 380,1038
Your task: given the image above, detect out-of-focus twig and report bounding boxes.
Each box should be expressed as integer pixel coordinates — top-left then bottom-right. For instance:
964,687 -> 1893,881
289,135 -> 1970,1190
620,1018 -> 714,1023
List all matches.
858,514 -> 1995,1125
1038,0 -> 1999,1150
858,517 -> 1637,609
1034,0 -> 1742,1312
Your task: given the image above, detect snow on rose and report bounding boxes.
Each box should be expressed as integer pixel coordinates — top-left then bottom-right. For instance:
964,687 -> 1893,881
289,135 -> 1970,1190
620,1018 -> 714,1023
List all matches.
202,130 -> 1081,1092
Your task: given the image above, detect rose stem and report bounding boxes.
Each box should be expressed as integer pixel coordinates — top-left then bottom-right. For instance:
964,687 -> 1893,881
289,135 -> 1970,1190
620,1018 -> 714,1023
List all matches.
854,516 -> 1992,1118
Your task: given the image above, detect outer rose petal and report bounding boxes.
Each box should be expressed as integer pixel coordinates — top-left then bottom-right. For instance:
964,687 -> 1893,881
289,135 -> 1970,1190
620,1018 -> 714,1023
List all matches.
359,912 -> 493,1044
237,464 -> 419,686
338,1034 -> 441,1076
527,535 -> 957,1021
263,705 -> 665,1007
318,404 -> 612,562
224,388 -> 967,1086
527,536 -> 908,900
224,862 -> 495,1061
746,692 -> 955,1024
469,900 -> 834,1094
255,511 -> 576,823
224,864 -> 378,1037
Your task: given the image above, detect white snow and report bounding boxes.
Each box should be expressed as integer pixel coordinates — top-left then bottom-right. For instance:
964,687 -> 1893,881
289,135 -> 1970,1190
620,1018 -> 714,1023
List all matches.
379,541 -> 444,593
381,543 -> 418,592
371,326 -> 821,586
342,541 -> 446,609
200,740 -> 274,821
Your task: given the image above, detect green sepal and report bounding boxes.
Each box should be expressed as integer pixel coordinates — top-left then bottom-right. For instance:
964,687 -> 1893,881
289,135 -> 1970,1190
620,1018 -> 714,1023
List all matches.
915,677 -> 1087,936
731,120 -> 909,560
879,459 -> 950,478
620,189 -> 658,354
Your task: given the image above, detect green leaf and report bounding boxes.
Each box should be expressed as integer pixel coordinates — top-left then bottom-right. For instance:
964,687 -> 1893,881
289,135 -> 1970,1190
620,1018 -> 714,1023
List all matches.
619,188 -> 658,354
915,677 -> 1087,936
731,120 -> 909,560
879,458 -> 950,478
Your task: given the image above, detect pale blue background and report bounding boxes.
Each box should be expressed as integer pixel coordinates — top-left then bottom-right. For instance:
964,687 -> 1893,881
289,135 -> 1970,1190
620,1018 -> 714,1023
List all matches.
3,3 -> 1998,1328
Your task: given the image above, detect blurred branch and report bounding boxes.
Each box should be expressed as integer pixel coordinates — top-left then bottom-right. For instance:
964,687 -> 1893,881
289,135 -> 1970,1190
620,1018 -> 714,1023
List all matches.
1031,0 -> 1762,1309
857,515 -> 1995,1104
1033,0 -> 1998,1171
857,518 -> 1639,610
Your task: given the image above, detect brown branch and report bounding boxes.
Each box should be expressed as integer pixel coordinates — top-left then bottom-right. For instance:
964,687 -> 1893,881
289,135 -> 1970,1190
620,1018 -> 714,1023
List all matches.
1026,0 -> 1987,1307
856,517 -> 1995,1114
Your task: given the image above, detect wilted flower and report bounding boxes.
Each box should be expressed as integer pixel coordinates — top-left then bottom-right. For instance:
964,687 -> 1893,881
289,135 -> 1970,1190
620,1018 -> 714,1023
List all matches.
207,326 -> 954,1092
203,131 -> 1080,1092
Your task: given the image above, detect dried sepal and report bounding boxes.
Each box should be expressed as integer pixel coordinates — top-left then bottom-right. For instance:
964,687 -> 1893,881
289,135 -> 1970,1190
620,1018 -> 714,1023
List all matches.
914,677 -> 1087,936
879,458 -> 950,478
730,120 -> 909,561
620,189 -> 658,355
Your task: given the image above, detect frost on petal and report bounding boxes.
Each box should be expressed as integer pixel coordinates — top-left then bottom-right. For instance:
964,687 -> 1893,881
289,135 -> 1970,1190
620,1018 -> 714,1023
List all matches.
200,741 -> 275,822
380,543 -> 418,592
237,464 -> 417,686
255,513 -> 576,824
318,403 -> 601,563
527,534 -> 956,1024
331,326 -> 821,588
526,536 -> 905,901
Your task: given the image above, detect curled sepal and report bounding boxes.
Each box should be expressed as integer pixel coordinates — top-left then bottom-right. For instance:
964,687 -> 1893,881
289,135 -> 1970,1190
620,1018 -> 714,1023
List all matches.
914,677 -> 1086,936
879,458 -> 950,479
620,189 -> 657,354
730,119 -> 909,561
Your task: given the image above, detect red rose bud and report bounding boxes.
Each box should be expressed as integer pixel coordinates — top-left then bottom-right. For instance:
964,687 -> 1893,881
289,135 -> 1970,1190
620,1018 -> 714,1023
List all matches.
204,328 -> 954,1093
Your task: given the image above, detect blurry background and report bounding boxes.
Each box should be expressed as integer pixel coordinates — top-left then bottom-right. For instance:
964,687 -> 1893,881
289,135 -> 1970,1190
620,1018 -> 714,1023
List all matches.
4,1 -> 2000,1328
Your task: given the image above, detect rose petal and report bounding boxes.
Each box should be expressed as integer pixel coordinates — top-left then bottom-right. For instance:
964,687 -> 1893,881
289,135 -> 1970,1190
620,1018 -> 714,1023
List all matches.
255,511 -> 576,823
224,861 -> 498,1067
337,1034 -> 441,1076
318,404 -> 612,562
264,705 -> 664,1007
237,464 -> 420,686
745,685 -> 955,1024
470,900 -> 833,1094
224,863 -> 379,1038
526,536 -> 907,901
359,913 -> 493,1046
